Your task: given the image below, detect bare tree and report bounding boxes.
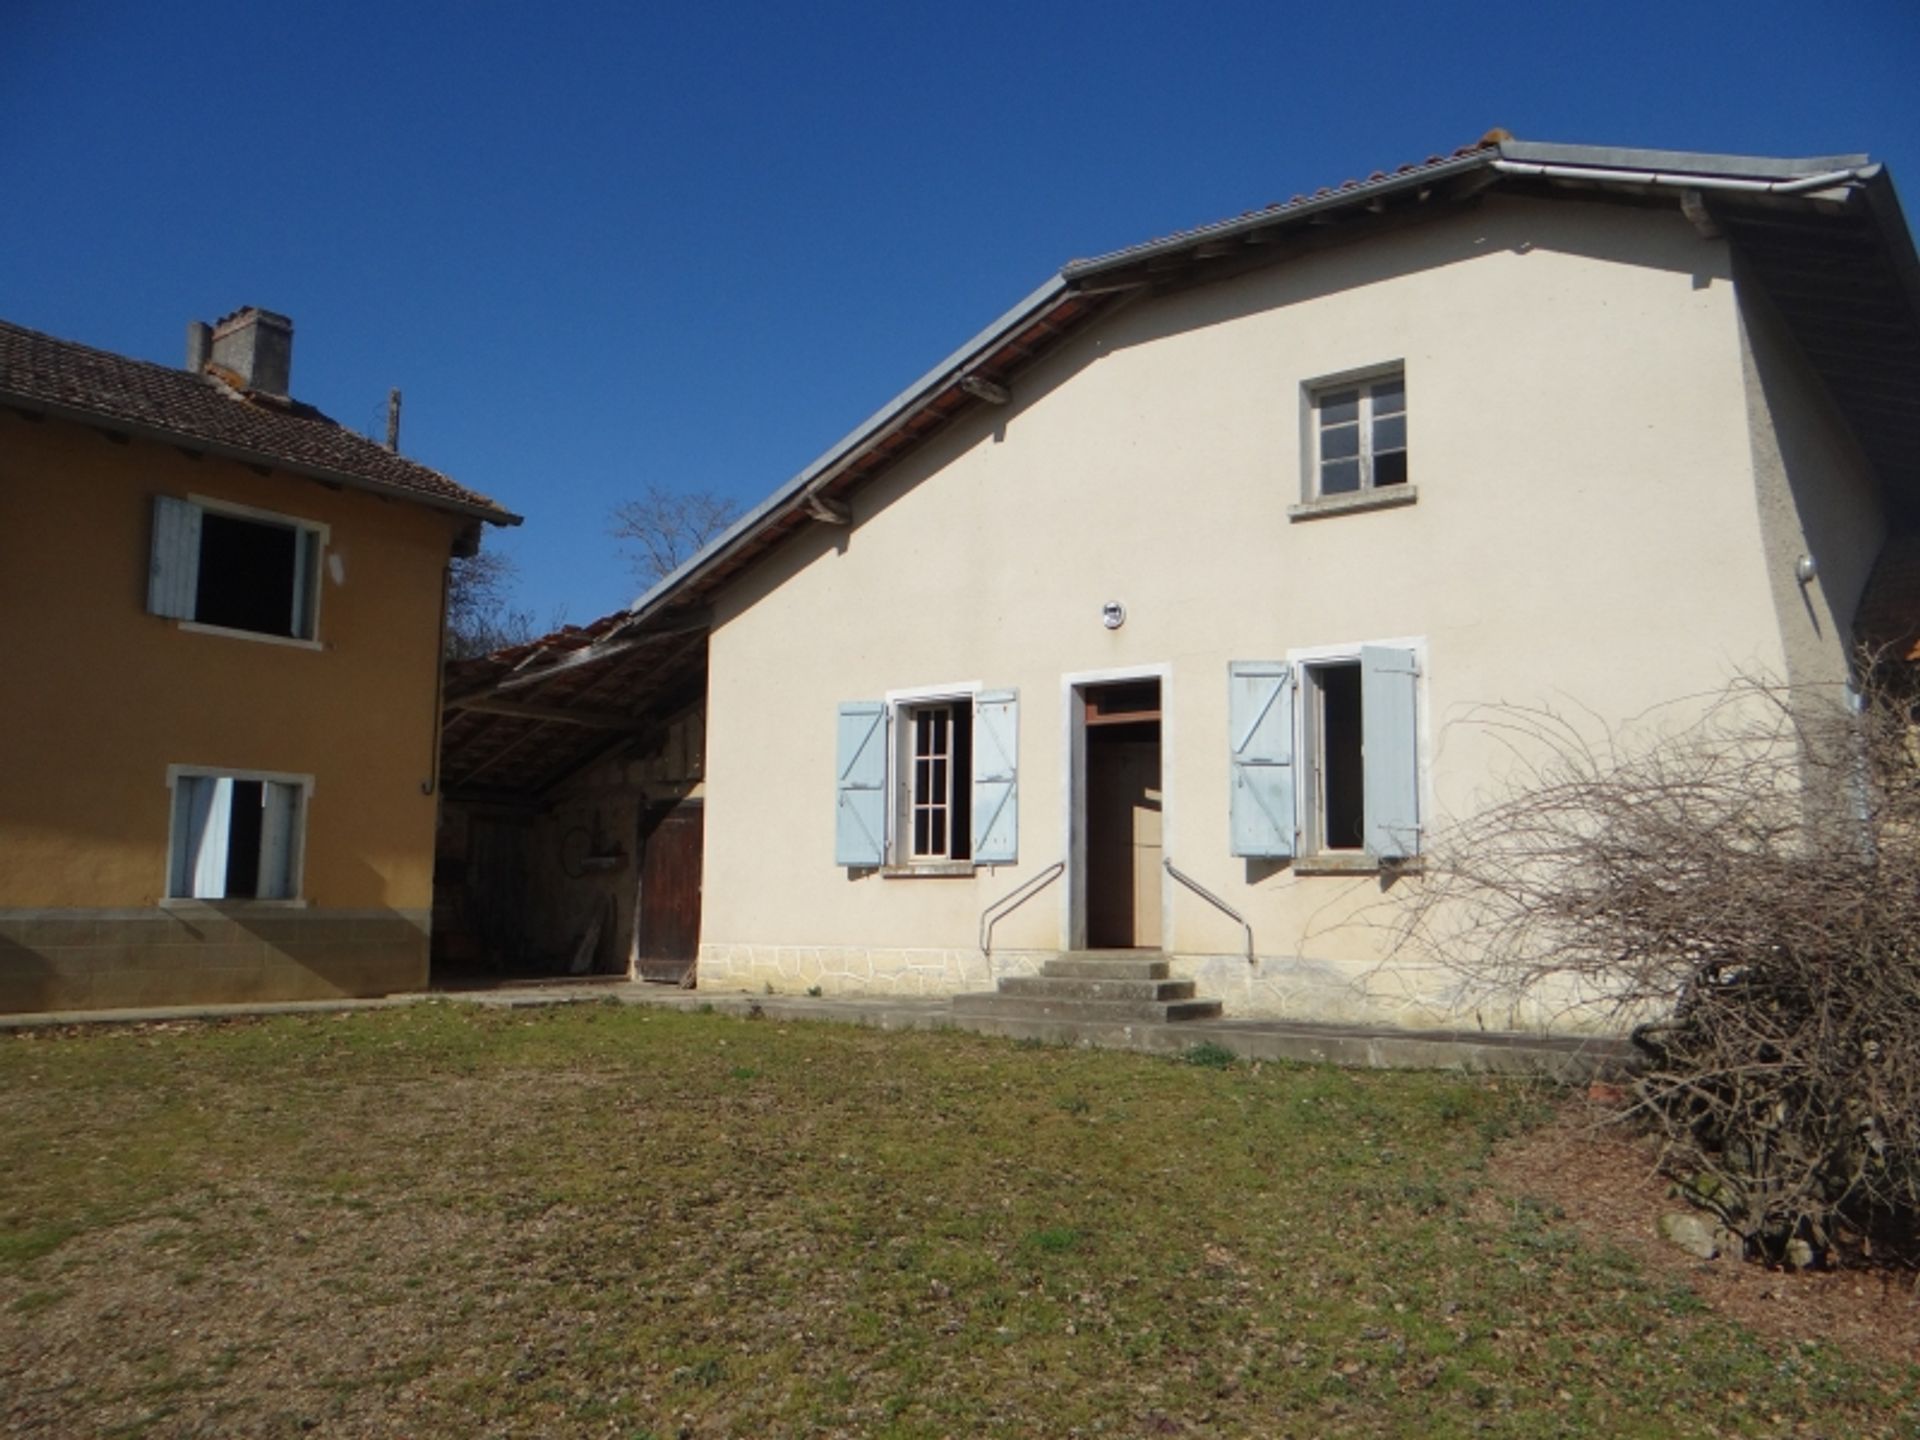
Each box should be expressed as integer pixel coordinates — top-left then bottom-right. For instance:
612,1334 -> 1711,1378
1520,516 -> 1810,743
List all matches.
609,482 -> 739,588
1397,660 -> 1920,1268
446,549 -> 539,659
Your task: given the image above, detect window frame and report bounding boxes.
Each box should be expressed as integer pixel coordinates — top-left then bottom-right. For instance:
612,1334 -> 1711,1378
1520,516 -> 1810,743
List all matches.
175,494 -> 329,650
1284,637 -> 1430,871
882,681 -> 981,874
1295,363 -> 1413,516
162,763 -> 314,906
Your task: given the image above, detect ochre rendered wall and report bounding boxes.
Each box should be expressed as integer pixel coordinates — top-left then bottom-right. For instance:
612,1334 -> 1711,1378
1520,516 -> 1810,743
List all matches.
695,196 -> 1884,1031
0,410 -> 465,1010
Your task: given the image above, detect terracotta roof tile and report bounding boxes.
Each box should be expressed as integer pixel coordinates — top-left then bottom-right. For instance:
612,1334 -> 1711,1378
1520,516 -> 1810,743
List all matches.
0,319 -> 515,522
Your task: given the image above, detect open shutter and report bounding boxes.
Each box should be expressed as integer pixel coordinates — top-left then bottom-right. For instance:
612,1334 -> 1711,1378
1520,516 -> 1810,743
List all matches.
971,690 -> 1019,864
834,701 -> 887,867
172,776 -> 234,898
148,496 -> 201,619
1361,645 -> 1421,860
259,782 -> 301,899
1229,662 -> 1296,858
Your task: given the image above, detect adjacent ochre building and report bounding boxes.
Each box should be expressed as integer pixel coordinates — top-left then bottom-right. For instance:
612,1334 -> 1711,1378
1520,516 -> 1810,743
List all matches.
606,137 -> 1917,1032
0,308 -> 518,1012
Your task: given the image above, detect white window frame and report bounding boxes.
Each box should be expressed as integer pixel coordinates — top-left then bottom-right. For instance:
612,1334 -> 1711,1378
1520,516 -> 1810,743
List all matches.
177,494 -> 329,650
882,681 -> 980,871
1299,363 -> 1410,505
1285,637 -> 1430,869
162,764 -> 314,906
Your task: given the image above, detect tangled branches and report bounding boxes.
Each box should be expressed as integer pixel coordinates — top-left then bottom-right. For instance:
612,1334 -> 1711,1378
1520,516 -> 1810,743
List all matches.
1403,663 -> 1920,1267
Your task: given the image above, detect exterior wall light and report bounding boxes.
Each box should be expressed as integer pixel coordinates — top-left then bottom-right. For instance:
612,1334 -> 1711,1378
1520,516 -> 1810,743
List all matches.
1102,601 -> 1126,630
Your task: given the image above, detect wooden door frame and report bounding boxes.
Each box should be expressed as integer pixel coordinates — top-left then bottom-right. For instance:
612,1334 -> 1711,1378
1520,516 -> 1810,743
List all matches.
1059,664 -> 1173,953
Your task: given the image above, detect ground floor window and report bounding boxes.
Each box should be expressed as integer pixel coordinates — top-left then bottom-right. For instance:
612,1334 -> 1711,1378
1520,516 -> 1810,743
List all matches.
167,769 -> 309,899
904,701 -> 972,862
1304,660 -> 1367,852
1229,644 -> 1422,863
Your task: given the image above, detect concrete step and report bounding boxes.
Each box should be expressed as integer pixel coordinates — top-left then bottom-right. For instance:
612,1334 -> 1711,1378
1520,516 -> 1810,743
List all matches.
1041,956 -> 1170,980
998,975 -> 1196,1003
952,992 -> 1223,1024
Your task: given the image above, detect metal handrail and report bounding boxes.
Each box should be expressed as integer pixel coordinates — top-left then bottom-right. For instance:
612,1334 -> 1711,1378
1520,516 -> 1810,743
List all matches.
978,860 -> 1065,959
1163,856 -> 1256,965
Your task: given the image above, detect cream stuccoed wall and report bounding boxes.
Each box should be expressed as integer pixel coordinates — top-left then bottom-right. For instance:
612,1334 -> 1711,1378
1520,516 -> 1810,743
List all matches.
699,195 -> 1872,1030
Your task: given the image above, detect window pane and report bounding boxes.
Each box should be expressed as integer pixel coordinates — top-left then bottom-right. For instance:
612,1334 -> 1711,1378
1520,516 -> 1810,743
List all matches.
1318,390 -> 1360,426
1372,414 -> 1406,453
914,809 -> 930,855
928,811 -> 946,856
1320,458 -> 1361,495
1373,450 -> 1409,487
1319,423 -> 1359,461
1370,377 -> 1405,415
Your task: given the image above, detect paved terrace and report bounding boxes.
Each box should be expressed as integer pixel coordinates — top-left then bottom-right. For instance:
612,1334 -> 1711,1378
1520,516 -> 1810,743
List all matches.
0,979 -> 1633,1080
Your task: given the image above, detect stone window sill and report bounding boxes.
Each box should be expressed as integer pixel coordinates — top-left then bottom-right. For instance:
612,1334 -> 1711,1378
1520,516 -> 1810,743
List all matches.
158,897 -> 311,910
1291,854 -> 1424,877
880,862 -> 977,879
1288,485 -> 1418,522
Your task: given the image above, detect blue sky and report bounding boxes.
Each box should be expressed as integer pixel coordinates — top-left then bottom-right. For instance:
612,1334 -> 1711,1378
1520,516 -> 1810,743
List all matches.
6,1 -> 1917,623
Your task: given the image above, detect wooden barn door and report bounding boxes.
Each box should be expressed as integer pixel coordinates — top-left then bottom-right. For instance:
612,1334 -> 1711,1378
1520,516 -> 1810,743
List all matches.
636,802 -> 703,984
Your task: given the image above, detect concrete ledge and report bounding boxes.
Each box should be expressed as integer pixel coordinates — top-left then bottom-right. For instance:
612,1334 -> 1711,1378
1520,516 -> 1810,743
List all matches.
0,982 -> 1633,1080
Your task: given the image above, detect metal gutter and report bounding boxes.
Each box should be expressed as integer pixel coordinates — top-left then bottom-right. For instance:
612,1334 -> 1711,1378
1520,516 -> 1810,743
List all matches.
1,390 -> 522,526
1490,158 -> 1867,196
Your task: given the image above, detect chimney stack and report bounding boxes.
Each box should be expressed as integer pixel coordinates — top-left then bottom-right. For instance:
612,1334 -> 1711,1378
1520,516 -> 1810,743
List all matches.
185,321 -> 212,373
207,307 -> 294,396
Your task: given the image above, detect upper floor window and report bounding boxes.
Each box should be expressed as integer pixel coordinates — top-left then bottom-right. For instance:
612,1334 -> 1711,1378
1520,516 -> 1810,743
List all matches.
148,495 -> 325,643
1310,370 -> 1407,498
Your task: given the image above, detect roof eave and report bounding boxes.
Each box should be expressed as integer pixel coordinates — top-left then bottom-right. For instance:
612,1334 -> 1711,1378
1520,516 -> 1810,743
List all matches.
0,390 -> 522,527
623,274 -> 1072,624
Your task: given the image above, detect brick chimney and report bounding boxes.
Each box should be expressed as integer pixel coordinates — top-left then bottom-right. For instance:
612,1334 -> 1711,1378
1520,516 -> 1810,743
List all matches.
207,307 -> 294,396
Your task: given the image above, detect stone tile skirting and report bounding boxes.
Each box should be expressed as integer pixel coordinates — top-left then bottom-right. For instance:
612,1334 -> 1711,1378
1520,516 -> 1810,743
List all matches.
695,943 -> 1621,1034
0,907 -> 430,1014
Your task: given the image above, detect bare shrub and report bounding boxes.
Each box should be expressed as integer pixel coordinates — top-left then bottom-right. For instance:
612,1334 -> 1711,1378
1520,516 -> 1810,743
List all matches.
1400,661 -> 1920,1267
610,483 -> 739,588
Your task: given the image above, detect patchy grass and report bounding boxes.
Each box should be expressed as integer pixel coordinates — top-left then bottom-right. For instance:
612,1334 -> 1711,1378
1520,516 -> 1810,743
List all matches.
0,1003 -> 1913,1437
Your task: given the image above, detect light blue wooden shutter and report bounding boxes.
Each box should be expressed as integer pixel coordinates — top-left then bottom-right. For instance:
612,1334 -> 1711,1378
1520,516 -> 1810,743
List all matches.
835,701 -> 887,867
1229,662 -> 1295,858
1361,645 -> 1421,860
971,690 -> 1018,864
148,496 -> 201,619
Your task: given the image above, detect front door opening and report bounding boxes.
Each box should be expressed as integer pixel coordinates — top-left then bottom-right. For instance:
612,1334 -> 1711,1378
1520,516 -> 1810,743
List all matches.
1082,679 -> 1162,949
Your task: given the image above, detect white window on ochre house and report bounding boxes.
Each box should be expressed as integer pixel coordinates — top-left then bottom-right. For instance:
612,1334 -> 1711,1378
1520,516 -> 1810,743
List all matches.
1311,370 -> 1407,498
149,496 -> 324,641
167,768 -> 309,900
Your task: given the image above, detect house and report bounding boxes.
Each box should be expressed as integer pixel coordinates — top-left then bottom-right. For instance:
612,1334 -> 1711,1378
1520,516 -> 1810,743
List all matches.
502,133 -> 1910,1035
0,307 -> 519,1013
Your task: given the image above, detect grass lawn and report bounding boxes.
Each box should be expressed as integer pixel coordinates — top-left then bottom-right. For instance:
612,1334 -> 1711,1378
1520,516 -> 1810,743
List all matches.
1,1004 -> 1913,1438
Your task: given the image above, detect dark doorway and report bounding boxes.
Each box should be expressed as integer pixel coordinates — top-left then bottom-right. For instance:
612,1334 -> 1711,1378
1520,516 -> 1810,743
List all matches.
1083,680 -> 1162,949
637,801 -> 704,984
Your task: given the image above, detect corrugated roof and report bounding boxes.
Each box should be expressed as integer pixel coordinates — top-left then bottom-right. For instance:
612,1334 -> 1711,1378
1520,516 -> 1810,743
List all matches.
0,319 -> 519,524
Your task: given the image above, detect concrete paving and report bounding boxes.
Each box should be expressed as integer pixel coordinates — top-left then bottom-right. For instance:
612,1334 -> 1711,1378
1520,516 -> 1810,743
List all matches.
0,979 -> 1633,1079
